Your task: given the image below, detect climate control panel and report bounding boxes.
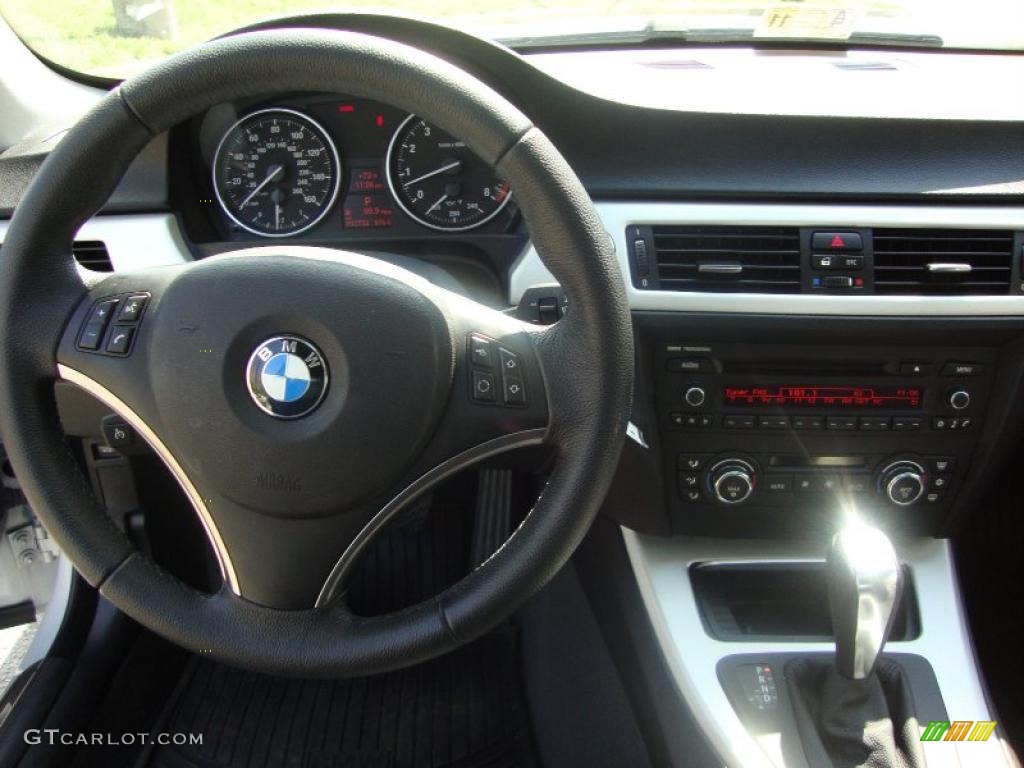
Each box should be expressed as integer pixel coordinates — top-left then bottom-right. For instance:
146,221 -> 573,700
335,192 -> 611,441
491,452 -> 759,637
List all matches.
677,453 -> 957,510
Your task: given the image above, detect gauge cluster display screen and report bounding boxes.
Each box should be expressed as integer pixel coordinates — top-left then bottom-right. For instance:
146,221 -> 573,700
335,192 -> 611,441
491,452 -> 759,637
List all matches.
723,385 -> 923,409
207,97 -> 514,239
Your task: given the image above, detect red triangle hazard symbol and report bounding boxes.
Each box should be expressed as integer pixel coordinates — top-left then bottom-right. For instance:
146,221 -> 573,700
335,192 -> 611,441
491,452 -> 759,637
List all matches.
830,234 -> 845,248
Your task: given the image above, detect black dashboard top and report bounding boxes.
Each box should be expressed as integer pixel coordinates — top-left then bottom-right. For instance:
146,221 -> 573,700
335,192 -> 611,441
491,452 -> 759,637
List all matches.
2,12 -> 1024,219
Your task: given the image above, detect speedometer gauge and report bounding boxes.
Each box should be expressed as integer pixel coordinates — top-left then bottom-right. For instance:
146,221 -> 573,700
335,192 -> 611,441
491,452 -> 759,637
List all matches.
213,108 -> 341,237
386,115 -> 511,231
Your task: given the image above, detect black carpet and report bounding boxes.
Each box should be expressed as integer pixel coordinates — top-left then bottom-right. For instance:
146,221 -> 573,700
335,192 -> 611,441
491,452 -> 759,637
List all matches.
144,491 -> 537,768
145,626 -> 535,768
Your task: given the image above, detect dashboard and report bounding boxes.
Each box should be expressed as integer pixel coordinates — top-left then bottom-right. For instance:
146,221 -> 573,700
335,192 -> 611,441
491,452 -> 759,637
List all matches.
4,13 -> 1024,546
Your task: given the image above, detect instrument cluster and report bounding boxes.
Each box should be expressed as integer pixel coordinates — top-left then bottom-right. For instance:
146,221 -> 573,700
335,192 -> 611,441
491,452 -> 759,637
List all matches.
203,95 -> 514,239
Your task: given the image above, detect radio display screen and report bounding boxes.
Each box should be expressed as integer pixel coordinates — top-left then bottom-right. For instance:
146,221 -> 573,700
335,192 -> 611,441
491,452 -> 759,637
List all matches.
723,385 -> 922,409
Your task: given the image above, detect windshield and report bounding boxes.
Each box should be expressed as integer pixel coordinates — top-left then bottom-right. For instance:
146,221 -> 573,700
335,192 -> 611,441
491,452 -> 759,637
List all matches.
2,0 -> 1022,78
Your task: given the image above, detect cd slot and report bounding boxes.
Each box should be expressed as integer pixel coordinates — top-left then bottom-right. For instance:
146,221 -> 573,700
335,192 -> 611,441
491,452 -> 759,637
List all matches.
720,359 -> 888,376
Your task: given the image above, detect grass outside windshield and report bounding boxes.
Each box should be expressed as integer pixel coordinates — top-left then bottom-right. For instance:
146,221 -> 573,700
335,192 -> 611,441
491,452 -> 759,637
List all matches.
2,0 -> 1023,78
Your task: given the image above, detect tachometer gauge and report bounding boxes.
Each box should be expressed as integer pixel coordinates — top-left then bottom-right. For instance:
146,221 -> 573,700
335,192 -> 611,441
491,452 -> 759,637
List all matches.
386,115 -> 511,231
213,108 -> 341,237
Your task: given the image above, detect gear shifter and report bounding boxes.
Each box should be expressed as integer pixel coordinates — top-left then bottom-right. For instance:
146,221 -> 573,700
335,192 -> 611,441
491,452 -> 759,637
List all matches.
827,525 -> 903,679
787,527 -> 926,768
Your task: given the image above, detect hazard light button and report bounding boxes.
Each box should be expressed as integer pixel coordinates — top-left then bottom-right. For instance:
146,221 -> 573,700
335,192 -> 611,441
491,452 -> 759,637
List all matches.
811,231 -> 863,251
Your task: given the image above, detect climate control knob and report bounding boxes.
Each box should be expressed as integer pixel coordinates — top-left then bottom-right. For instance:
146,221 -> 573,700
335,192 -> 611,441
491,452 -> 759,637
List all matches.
878,460 -> 927,506
709,458 -> 757,505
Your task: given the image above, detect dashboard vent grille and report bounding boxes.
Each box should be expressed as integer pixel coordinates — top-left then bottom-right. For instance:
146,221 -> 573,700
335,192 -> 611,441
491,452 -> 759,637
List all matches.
651,226 -> 801,293
72,241 -> 112,272
71,241 -> 113,272
872,229 -> 1013,295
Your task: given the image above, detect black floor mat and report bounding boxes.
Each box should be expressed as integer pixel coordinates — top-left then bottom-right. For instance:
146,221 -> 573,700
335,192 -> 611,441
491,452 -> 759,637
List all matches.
145,626 -> 536,768
145,493 -> 536,768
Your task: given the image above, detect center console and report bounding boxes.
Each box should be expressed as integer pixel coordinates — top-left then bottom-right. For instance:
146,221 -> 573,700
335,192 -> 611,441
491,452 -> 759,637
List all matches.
655,338 -> 996,536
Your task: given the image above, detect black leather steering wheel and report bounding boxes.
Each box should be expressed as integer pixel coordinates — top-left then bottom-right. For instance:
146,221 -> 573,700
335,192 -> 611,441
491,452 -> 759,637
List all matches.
0,30 -> 633,676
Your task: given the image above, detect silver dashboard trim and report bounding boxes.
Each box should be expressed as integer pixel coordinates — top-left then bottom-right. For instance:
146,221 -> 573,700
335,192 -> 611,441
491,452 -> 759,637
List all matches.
0,214 -> 193,271
509,201 -> 1024,315
56,364 -> 241,595
621,530 -> 1012,767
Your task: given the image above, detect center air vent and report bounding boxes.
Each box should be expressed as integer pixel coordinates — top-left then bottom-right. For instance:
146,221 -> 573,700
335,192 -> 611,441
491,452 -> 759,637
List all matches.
872,229 -> 1013,295
644,225 -> 802,293
72,241 -> 112,272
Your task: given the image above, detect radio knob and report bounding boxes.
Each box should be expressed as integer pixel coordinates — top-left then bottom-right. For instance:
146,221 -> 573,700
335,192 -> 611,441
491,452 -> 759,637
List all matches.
878,460 -> 926,507
948,389 -> 971,411
684,386 -> 707,408
710,459 -> 756,505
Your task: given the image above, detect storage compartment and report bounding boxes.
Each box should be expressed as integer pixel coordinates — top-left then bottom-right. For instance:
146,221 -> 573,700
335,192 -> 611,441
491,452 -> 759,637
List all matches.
690,561 -> 920,642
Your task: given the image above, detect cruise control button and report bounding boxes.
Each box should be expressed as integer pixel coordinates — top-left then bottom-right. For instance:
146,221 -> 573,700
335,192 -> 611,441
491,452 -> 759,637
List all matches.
472,370 -> 496,402
105,325 -> 134,354
503,377 -> 526,406
101,417 -> 134,451
117,294 -> 147,322
469,335 -> 494,368
78,323 -> 105,350
88,299 -> 119,327
811,232 -> 863,251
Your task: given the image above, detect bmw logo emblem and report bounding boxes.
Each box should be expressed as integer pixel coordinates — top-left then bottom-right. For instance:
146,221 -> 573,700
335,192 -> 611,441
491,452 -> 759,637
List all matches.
246,335 -> 328,419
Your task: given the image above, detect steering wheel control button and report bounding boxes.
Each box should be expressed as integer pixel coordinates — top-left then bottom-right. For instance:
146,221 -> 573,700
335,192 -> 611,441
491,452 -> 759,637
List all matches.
466,334 -> 526,407
87,298 -> 119,327
503,377 -> 526,406
105,326 -> 135,354
469,335 -> 494,368
472,370 -> 496,403
246,336 -> 328,419
78,323 -> 105,350
77,292 -> 151,355
117,295 -> 148,321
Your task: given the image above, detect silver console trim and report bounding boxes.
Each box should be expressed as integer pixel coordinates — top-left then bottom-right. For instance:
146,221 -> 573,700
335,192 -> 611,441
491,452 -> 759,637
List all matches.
621,530 -> 1013,767
510,202 -> 1024,315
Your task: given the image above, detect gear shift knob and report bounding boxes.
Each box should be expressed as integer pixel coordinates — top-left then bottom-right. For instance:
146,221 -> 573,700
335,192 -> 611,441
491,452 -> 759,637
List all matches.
827,525 -> 903,679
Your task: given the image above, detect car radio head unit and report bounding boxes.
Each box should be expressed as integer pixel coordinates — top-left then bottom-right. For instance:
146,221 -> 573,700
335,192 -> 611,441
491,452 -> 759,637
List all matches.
723,385 -> 922,409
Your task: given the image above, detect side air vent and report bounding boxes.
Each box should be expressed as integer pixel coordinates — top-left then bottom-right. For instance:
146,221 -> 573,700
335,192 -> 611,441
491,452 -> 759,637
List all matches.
872,229 -> 1013,295
72,241 -> 113,272
650,225 -> 802,293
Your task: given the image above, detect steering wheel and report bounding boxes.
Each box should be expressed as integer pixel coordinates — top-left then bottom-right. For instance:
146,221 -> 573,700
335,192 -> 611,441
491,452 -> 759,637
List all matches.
0,30 -> 633,676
